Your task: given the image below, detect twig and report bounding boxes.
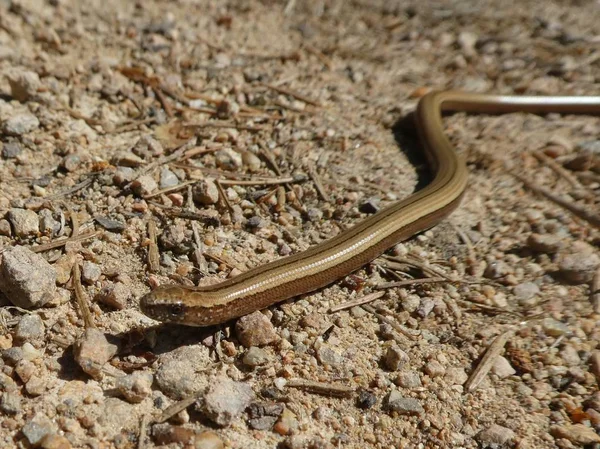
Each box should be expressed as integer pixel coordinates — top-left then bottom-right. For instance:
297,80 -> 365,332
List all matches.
29,231 -> 101,253
156,396 -> 198,424
143,180 -> 196,200
375,277 -> 449,290
184,121 -> 267,132
590,266 -> 600,314
138,414 -> 149,449
465,328 -> 515,392
147,221 -> 160,273
72,263 -> 95,329
47,177 -> 94,199
329,291 -> 386,313
307,163 -> 330,202
111,117 -> 157,134
532,150 -> 582,189
361,304 -> 420,340
285,378 -> 354,398
513,172 -> 600,228
215,180 -> 233,213
260,82 -> 322,107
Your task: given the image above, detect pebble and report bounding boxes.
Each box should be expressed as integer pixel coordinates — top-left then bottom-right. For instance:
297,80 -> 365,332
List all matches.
0,246 -> 56,308
491,356 -> 516,379
62,154 -> 81,172
215,148 -> 242,170
115,371 -> 153,403
402,294 -> 420,313
356,389 -> 377,409
558,245 -> 600,283
458,30 -> 478,56
513,282 -> 540,301
193,179 -> 220,205
14,314 -> 45,345
95,216 -> 126,232
299,312 -> 331,333
7,70 -> 41,102
394,371 -> 422,388
386,391 -> 424,416
132,135 -> 164,158
81,261 -> 101,284
39,434 -> 72,449
273,408 -> 299,435
243,346 -> 271,367
155,345 -> 211,399
22,413 -> 57,446
0,219 -> 11,236
112,166 -> 135,185
424,360 -> 445,377
38,209 -> 60,236
131,175 -> 158,196
316,345 -> 343,367
444,367 -> 468,385
559,345 -> 581,366
541,318 -> 570,337
8,208 -> 39,237
194,431 -> 224,449
416,297 -> 436,318
72,328 -> 118,379
2,113 -> 40,136
95,282 -> 129,309
235,311 -> 279,347
159,168 -> 179,189
475,424 -> 515,446
112,151 -> 144,167
590,351 -> 600,381
242,151 -> 261,172
359,198 -> 380,214
0,392 -> 22,414
197,375 -> 255,427
383,345 -> 409,371
247,401 -> 284,430
550,424 -> 600,445
2,142 -> 22,159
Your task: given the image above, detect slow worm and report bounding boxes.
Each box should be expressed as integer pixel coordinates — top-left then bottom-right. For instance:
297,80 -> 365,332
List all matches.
140,91 -> 600,326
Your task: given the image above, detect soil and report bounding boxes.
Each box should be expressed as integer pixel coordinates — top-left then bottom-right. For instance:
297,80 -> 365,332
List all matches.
0,0 -> 599,448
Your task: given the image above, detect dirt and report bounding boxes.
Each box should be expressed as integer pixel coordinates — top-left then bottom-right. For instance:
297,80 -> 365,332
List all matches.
0,0 -> 599,448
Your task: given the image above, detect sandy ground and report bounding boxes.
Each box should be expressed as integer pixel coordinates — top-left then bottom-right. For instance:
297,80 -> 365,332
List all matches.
0,0 -> 599,448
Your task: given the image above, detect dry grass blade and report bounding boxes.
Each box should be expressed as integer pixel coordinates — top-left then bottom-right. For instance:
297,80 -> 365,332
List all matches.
465,328 -> 515,392
329,290 -> 386,313
72,263 -> 95,329
29,231 -> 101,253
147,221 -> 160,273
286,379 -> 355,398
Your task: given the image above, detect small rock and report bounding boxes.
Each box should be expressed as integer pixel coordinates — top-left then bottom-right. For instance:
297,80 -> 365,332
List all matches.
62,154 -> 81,172
527,233 -> 564,254
243,346 -> 271,367
394,371 -> 422,389
155,346 -> 211,399
2,142 -> 22,159
402,294 -> 420,313
550,424 -> 600,445
242,151 -> 261,172
22,413 -> 57,446
273,408 -> 298,436
132,135 -> 163,159
416,297 -> 436,318
513,282 -> 540,301
38,210 -> 60,237
112,166 -> 135,185
8,208 -> 39,237
0,246 -> 56,308
358,198 -> 380,214
2,113 -> 40,136
159,168 -> 179,189
316,345 -> 343,367
95,216 -> 126,232
115,371 -> 153,403
81,261 -> 101,284
215,148 -> 242,170
247,402 -> 284,430
0,392 -> 22,415
560,345 -> 581,366
299,312 -> 331,332
131,175 -> 158,196
194,431 -> 224,449
72,328 -> 118,379
39,434 -> 73,449
356,389 -> 377,409
444,367 -> 468,385
95,282 -> 129,309
383,345 -> 409,371
198,376 -> 255,427
235,311 -> 279,348
386,391 -> 424,416
14,314 -> 45,345
541,318 -> 570,337
424,360 -> 445,377
492,356 -> 516,379
476,424 -> 516,446
193,179 -> 220,205
53,253 -> 76,285
25,376 -> 45,396
558,245 -> 600,283
112,151 -> 144,167
0,219 -> 11,236
458,30 -> 478,56
7,70 -> 41,102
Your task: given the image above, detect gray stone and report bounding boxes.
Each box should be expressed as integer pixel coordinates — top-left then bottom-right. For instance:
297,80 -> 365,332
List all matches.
115,371 -> 153,403
8,208 -> 39,237
73,328 -> 118,379
243,347 -> 271,367
155,345 -> 211,399
476,424 -> 516,446
2,113 -> 40,136
21,413 -> 57,446
193,179 -> 220,205
198,376 -> 255,426
235,311 -> 278,348
14,314 -> 45,345
386,391 -> 424,416
0,246 -> 56,308
81,261 -> 101,284
383,345 -> 409,371
159,168 -> 179,189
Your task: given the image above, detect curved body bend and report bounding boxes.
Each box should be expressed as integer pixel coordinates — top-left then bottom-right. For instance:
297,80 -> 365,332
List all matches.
140,91 -> 600,326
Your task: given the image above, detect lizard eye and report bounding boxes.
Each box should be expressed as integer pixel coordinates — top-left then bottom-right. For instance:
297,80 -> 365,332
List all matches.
169,303 -> 185,317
